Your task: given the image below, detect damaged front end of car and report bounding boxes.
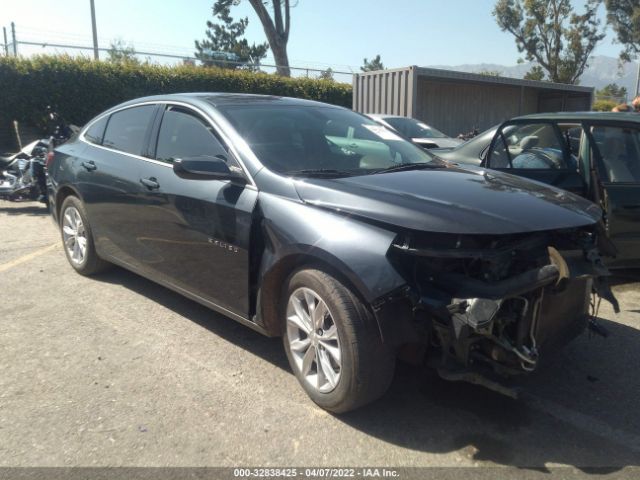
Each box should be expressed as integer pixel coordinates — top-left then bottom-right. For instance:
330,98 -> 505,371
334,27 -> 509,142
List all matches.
374,225 -> 619,397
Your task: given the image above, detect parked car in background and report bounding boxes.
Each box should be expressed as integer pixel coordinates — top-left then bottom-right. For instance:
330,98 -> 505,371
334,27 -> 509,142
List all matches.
366,114 -> 462,149
48,95 -> 617,412
434,112 -> 640,268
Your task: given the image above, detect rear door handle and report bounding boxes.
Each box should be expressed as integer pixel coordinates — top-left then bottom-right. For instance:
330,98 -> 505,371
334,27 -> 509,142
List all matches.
81,161 -> 96,171
140,177 -> 160,190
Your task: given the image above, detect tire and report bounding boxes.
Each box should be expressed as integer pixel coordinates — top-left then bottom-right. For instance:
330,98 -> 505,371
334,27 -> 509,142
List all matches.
282,268 -> 395,413
59,195 -> 110,275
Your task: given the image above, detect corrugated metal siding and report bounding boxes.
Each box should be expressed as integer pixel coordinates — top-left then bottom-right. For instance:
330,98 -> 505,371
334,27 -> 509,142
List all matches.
414,67 -> 593,93
353,67 -> 414,116
538,93 -> 592,112
415,79 -> 532,136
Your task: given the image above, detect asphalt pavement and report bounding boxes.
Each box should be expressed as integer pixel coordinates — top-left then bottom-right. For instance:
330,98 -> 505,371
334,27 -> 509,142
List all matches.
1,200 -> 640,476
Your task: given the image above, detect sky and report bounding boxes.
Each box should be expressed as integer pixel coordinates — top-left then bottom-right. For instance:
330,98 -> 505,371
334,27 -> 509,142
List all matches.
0,0 -> 625,79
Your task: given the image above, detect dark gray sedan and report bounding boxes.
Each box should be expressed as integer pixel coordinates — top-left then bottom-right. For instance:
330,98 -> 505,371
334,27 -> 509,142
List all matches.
47,94 -> 617,412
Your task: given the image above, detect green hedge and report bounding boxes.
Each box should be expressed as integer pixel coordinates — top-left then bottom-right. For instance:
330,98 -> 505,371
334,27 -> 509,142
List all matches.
592,99 -> 618,112
0,55 -> 353,131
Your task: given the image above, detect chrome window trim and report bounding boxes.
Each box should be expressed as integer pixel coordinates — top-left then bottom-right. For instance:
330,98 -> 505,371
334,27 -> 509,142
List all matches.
78,100 -> 257,188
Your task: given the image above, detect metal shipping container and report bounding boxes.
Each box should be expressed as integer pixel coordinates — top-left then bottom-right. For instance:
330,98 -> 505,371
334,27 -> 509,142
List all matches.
353,66 -> 594,137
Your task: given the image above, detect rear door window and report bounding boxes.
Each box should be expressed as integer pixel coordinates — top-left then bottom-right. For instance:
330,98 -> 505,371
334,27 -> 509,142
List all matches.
102,105 -> 155,156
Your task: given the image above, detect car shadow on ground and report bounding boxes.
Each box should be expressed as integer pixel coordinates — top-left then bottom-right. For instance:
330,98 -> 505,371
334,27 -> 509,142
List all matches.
338,318 -> 640,470
94,266 -> 640,471
94,266 -> 290,370
0,202 -> 49,216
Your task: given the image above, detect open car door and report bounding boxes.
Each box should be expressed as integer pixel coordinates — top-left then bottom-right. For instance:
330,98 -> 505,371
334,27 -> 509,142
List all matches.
585,122 -> 640,267
484,120 -> 587,197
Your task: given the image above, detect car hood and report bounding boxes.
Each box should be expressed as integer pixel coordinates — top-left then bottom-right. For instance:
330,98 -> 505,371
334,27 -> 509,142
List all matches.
293,166 -> 601,235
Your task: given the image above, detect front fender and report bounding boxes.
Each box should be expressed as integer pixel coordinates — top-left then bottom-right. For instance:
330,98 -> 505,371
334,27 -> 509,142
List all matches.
255,193 -> 408,337
258,192 -> 406,301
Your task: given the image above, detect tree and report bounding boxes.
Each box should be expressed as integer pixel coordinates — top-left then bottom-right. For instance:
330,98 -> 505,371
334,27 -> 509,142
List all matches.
318,67 -> 334,81
596,82 -> 628,101
592,98 -> 619,111
605,0 -> 640,61
361,55 -> 384,72
477,69 -> 503,76
195,1 -> 269,70
524,65 -> 546,80
493,0 -> 606,84
107,38 -> 139,65
213,1 -> 294,76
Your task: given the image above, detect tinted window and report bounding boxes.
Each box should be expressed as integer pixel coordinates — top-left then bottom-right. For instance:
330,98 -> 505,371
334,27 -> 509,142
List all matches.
102,105 -> 155,155
384,117 -> 447,139
155,107 -> 228,164
490,123 -> 569,170
84,116 -> 108,145
218,105 -> 436,175
592,126 -> 640,183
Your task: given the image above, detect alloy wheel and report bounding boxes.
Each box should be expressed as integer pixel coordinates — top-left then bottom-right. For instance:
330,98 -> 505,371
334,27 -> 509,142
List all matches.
62,206 -> 87,265
286,287 -> 342,393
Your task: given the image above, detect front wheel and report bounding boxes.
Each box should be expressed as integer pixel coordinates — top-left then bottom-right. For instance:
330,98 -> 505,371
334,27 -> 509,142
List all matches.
282,269 -> 395,413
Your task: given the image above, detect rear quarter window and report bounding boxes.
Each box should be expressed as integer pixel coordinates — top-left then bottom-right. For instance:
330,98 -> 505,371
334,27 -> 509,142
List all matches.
83,116 -> 109,145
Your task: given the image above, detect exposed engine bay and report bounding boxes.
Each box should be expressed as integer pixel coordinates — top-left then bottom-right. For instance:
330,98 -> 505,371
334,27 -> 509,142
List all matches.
378,225 -> 619,397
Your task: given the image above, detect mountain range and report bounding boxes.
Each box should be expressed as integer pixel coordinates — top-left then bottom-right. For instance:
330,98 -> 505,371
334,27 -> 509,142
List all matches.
431,56 -> 639,98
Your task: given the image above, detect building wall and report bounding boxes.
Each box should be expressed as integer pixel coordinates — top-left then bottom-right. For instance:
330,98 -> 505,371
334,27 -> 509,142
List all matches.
414,79 -> 538,136
538,92 -> 593,112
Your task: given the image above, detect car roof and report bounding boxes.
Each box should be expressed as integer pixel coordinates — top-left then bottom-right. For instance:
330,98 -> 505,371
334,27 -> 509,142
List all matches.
511,111 -> 640,123
114,92 -> 339,109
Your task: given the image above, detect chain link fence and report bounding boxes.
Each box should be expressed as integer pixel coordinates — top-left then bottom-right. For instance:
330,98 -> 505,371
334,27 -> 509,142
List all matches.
0,23 -> 355,84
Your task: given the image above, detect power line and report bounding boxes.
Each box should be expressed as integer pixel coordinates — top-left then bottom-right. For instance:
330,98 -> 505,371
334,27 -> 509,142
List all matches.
9,23 -> 360,74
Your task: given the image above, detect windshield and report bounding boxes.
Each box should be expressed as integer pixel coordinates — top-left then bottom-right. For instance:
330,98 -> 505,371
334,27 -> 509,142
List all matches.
383,117 -> 448,139
217,105 -> 437,176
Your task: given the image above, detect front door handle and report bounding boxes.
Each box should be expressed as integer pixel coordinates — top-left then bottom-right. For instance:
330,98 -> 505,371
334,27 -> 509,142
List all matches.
81,161 -> 96,171
140,177 -> 160,190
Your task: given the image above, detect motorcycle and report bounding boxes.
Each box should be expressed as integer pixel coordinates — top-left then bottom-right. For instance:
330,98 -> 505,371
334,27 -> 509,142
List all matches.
0,107 -> 77,204
0,140 -> 49,202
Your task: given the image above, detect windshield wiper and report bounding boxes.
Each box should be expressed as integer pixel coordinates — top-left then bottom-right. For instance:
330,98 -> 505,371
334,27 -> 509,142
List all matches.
369,162 -> 447,174
283,168 -> 357,178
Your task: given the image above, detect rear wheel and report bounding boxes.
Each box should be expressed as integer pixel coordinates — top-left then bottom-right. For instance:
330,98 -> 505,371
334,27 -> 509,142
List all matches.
60,196 -> 110,275
282,269 -> 395,413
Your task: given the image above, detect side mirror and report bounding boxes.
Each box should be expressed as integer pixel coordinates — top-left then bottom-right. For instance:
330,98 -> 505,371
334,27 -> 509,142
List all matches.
173,155 -> 246,182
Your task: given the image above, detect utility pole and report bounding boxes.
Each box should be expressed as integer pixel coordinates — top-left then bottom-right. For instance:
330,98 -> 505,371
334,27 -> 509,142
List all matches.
3,27 -> 8,56
636,61 -> 640,99
90,0 -> 99,60
11,22 -> 17,56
